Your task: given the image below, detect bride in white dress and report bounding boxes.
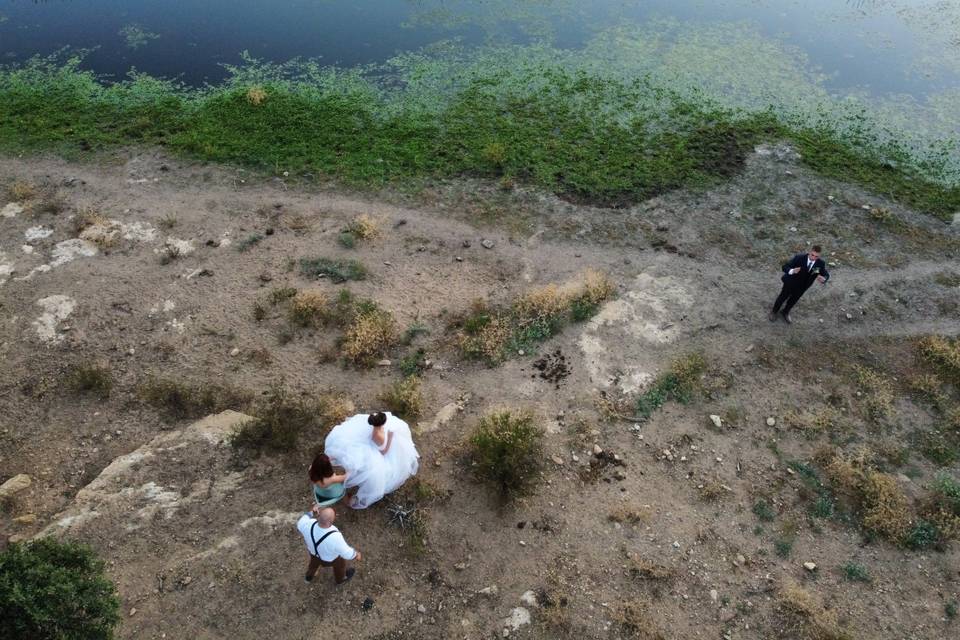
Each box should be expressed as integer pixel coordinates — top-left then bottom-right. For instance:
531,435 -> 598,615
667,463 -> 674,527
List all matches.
323,411 -> 420,509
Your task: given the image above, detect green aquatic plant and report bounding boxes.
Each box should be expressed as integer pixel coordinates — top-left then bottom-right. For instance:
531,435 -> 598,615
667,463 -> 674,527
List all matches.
119,24 -> 160,50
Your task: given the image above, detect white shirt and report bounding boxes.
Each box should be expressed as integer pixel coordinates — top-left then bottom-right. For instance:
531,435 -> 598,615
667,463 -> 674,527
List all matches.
806,258 -> 814,271
297,514 -> 357,561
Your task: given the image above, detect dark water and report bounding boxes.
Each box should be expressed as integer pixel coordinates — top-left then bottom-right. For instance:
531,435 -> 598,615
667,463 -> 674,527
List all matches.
0,0 -> 957,96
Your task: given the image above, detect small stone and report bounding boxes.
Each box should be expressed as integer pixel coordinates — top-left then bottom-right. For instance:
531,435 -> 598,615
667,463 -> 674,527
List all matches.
129,608 -> 137,617
861,204 -> 871,210
377,359 -> 392,366
672,541 -> 681,549
766,417 -> 776,427
592,444 -> 603,455
733,554 -> 746,567
551,455 -> 564,465
517,349 -> 524,356
229,347 -> 240,357
181,576 -> 193,586
571,454 -> 579,463
520,590 -> 538,607
614,470 -> 627,480
744,344 -> 754,352
13,514 -> 37,525
518,540 -> 526,547
417,604 -> 427,614
709,415 -> 723,428
455,256 -> 463,262
720,609 -> 736,623
462,240 -> 471,248
0,474 -> 31,500
478,586 -> 499,596
845,313 -> 853,320
383,261 -> 392,266
710,589 -> 718,602
481,239 -> 495,249
803,562 -> 817,572
454,562 -> 467,571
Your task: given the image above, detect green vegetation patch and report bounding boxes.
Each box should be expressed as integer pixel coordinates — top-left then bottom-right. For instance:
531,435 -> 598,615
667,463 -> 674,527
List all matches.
299,257 -> 368,282
468,409 -> 543,499
0,538 -> 120,640
634,352 -> 707,420
2,54 -> 957,217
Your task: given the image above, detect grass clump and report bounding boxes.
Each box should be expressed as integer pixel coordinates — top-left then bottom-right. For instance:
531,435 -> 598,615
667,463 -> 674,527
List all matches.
468,409 -> 543,499
341,306 -> 398,365
634,352 -> 707,420
752,499 -> 776,522
229,385 -> 315,453
777,581 -> 852,640
7,180 -> 37,202
840,561 -> 871,582
379,376 -> 424,420
918,335 -> 960,387
852,365 -> 895,423
137,376 -> 251,420
288,290 -> 329,328
615,600 -> 666,639
63,362 -> 112,398
345,214 -> 381,240
0,538 -> 120,640
823,451 -> 914,544
398,348 -> 427,376
337,231 -> 356,248
269,286 -> 298,305
299,257 -> 367,283
236,233 -> 264,252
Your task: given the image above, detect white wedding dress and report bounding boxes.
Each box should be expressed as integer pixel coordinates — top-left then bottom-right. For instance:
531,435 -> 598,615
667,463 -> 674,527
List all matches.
324,412 -> 420,509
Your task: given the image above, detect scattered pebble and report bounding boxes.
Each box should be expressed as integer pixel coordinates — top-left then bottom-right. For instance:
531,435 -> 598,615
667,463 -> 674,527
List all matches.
481,239 -> 495,249
709,415 -> 723,428
766,417 -> 776,427
803,562 -> 817,572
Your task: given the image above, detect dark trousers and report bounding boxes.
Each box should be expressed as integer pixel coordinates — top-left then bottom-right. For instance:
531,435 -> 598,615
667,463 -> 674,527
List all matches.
772,284 -> 807,315
306,554 -> 349,584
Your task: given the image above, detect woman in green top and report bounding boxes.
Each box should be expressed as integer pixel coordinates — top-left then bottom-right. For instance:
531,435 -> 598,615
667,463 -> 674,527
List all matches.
308,453 -> 348,507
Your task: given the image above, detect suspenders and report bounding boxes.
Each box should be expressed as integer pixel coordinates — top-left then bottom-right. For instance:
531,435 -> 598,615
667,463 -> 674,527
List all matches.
310,522 -> 341,557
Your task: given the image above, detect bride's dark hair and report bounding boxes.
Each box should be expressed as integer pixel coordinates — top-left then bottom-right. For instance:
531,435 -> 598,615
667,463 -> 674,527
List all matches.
308,453 -> 334,482
368,412 -> 387,427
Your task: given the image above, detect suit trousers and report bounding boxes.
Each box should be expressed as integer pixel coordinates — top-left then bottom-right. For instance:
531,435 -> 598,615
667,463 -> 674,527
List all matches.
772,284 -> 807,315
306,554 -> 349,584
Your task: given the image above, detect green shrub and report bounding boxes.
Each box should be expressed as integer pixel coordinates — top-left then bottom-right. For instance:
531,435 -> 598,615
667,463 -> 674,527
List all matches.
841,561 -> 871,582
774,538 -> 793,558
904,520 -> 941,550
337,231 -> 356,248
635,353 -> 707,419
398,348 -> 427,376
236,233 -> 264,252
752,499 -> 776,522
299,257 -> 367,283
137,377 -> 250,420
0,538 -> 120,640
380,376 -> 424,420
468,409 -> 543,499
63,363 -> 112,398
269,287 -> 298,305
229,386 -> 352,454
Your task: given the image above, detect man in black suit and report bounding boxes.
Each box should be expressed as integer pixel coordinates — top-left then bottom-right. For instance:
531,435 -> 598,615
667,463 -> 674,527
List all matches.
769,245 -> 830,324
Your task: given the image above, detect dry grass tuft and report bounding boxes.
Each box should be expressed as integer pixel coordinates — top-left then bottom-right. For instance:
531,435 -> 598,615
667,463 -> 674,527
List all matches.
288,291 -> 328,328
346,214 -> 381,240
627,556 -> 675,582
379,376 -> 424,420
578,268 -> 617,306
63,362 -> 112,398
608,505 -> 651,524
918,335 -> 960,386
246,86 -> 267,106
777,581 -> 851,640
72,207 -> 110,235
459,314 -> 511,363
513,284 -> 570,326
615,600 -> 666,639
785,406 -> 844,434
824,450 -> 912,543
8,180 -> 37,201
137,377 -> 251,420
341,308 -> 398,365
853,365 -> 895,422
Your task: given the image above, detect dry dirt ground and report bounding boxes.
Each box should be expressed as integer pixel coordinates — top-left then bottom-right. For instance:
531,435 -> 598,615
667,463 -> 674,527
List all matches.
1,146 -> 959,640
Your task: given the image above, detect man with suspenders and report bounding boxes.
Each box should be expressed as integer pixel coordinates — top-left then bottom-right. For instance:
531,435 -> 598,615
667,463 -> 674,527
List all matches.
296,504 -> 361,585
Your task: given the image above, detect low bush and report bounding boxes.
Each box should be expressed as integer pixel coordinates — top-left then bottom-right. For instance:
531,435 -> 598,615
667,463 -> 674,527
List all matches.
380,376 -> 424,420
345,214 -> 381,240
468,409 -> 543,499
634,352 -> 707,419
777,581 -> 852,640
299,257 -> 367,282
918,335 -> 960,386
853,365 -> 895,423
341,307 -> 398,365
615,600 -> 665,639
137,377 -> 251,420
288,290 -> 329,328
230,386 -> 352,453
0,538 -> 120,640
7,180 -> 37,201
63,362 -> 112,398
841,561 -> 871,582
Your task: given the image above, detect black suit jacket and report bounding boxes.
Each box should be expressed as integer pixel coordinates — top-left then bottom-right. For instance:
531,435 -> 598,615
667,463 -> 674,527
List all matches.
780,253 -> 829,292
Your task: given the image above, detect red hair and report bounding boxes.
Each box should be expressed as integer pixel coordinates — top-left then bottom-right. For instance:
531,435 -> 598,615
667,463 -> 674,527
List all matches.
308,453 -> 334,482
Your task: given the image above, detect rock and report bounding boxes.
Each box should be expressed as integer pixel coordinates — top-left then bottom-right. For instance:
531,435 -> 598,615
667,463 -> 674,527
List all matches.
462,240 -> 471,248
520,590 -> 538,607
672,541 -> 681,549
0,473 -> 32,499
481,239 -> 495,249
710,589 -> 718,602
803,562 -> 817,572
766,417 -> 776,427
229,348 -> 240,357
417,604 -> 427,614
478,586 -> 499,596
361,597 -> 375,612
503,607 -> 531,632
845,313 -> 853,320
571,454 -> 579,463
592,444 -> 603,455
952,212 -> 960,227
181,576 -> 192,586
419,400 -> 467,434
128,607 -> 137,617
744,344 -> 754,352
13,514 -> 37,525
614,469 -> 627,481
454,562 -> 467,571
455,256 -> 463,262
551,455 -> 564,465
709,415 -> 723,428
732,554 -> 746,567
377,359 -> 392,366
